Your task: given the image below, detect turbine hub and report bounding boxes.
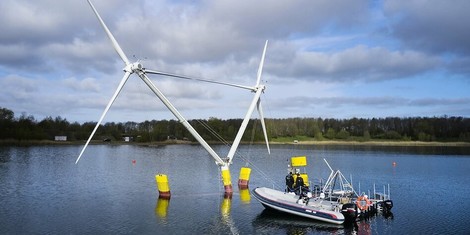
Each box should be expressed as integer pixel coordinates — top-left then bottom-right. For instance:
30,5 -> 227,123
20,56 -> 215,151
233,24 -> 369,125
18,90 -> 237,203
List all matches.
131,62 -> 143,71
123,62 -> 143,73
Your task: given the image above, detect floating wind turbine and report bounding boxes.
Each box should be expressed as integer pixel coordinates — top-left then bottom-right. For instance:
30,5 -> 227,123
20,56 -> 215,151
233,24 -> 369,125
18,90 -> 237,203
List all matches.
77,0 -> 270,193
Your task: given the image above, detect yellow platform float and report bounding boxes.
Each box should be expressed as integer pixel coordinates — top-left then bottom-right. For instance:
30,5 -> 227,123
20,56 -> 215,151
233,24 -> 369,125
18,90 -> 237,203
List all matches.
155,174 -> 171,198
238,167 -> 251,189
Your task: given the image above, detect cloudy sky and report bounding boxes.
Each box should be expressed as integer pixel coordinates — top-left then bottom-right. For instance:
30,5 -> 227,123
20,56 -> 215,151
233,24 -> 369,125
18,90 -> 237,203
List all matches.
1,0 -> 469,123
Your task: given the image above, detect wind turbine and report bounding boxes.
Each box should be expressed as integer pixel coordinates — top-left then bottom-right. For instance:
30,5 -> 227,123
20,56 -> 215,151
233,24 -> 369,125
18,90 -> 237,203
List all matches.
76,0 -> 270,194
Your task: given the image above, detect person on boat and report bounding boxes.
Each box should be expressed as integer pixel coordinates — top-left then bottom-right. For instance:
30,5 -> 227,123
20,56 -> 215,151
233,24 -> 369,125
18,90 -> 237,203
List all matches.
285,172 -> 294,192
295,173 -> 304,188
294,173 -> 305,195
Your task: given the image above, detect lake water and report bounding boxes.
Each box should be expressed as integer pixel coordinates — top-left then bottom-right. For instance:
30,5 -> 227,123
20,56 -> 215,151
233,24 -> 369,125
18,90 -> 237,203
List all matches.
1,144 -> 470,234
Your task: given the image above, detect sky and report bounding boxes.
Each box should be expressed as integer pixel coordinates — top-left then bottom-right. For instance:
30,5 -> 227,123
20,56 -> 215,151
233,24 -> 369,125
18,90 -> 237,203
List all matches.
1,0 -> 470,123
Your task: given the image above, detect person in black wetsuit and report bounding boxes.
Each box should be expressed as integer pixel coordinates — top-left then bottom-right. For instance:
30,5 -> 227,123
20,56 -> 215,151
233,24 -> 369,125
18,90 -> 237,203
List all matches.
285,172 -> 294,192
295,173 -> 305,195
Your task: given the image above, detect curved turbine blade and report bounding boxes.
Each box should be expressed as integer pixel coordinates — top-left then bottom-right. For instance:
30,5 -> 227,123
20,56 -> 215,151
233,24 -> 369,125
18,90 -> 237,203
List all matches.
75,71 -> 132,164
257,99 -> 270,154
145,69 -> 253,91
87,0 -> 130,65
256,40 -> 268,87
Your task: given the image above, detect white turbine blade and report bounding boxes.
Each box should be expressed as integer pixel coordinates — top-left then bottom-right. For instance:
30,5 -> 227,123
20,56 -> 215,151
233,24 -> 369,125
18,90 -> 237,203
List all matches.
145,69 -> 253,91
256,40 -> 268,87
257,99 -> 270,154
75,71 -> 132,164
87,0 -> 130,65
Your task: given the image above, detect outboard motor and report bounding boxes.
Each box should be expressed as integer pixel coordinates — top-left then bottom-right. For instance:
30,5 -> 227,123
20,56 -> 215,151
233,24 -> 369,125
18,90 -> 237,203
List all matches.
341,203 -> 358,222
383,200 -> 393,212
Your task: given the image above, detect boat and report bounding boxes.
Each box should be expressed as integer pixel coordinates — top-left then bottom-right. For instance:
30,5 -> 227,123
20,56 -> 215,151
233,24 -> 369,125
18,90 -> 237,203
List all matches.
252,156 -> 393,224
252,187 -> 346,224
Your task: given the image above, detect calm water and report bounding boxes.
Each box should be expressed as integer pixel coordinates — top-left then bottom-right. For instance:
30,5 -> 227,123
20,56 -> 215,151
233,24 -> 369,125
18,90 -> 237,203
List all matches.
1,144 -> 470,234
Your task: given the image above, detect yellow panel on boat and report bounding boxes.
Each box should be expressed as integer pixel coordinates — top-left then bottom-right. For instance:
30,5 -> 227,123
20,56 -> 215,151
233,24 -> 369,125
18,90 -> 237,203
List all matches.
291,156 -> 307,167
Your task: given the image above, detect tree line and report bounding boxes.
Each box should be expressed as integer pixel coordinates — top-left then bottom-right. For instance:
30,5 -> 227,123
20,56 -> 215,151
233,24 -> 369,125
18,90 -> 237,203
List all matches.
1,107 -> 469,143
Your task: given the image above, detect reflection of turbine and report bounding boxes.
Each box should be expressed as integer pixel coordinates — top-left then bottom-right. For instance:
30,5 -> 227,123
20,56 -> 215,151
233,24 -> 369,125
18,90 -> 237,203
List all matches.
155,197 -> 170,221
220,195 -> 239,235
221,195 -> 232,217
239,187 -> 251,204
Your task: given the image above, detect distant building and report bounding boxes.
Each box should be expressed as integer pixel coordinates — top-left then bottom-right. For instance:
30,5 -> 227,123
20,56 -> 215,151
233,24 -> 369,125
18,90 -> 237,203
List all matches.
54,136 -> 67,141
121,134 -> 134,142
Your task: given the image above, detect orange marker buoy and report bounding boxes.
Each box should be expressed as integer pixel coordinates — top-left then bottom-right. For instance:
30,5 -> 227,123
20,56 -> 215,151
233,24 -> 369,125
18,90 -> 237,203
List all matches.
392,162 -> 397,166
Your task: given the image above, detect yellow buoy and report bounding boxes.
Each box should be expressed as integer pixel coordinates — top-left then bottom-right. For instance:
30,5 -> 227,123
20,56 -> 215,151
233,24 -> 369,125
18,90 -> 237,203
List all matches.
155,174 -> 171,198
221,166 -> 233,194
238,167 -> 251,189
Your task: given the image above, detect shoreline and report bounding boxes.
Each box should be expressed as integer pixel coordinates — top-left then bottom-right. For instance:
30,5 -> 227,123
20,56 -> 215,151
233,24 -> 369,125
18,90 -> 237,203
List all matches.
1,139 -> 470,147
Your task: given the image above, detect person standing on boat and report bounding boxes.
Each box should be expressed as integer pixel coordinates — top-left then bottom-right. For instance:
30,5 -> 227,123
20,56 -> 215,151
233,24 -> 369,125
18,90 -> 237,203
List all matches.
295,173 -> 305,195
295,173 -> 304,188
285,172 -> 294,192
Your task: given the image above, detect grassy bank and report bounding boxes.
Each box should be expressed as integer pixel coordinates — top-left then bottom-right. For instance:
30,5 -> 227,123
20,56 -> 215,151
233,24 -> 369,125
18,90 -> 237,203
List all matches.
270,140 -> 470,147
268,136 -> 470,147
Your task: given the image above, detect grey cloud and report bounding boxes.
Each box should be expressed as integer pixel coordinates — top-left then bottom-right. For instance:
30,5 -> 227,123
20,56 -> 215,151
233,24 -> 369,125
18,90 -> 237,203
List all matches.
384,0 -> 470,54
271,96 -> 470,112
269,45 -> 440,82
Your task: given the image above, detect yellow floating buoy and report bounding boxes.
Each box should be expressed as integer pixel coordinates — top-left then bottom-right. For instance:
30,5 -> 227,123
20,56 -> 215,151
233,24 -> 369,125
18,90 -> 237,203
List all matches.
221,166 -> 233,194
238,167 -> 251,189
155,174 -> 171,198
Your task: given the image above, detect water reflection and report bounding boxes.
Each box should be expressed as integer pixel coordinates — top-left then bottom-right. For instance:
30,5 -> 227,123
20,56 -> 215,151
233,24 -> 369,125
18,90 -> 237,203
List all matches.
220,194 -> 240,235
252,209 -> 346,234
220,193 -> 232,217
0,147 -> 12,163
155,197 -> 170,223
355,220 -> 371,235
239,187 -> 251,204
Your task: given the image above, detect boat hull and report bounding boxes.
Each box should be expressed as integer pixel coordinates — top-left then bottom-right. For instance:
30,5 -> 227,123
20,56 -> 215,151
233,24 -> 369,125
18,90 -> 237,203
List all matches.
252,187 -> 345,224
